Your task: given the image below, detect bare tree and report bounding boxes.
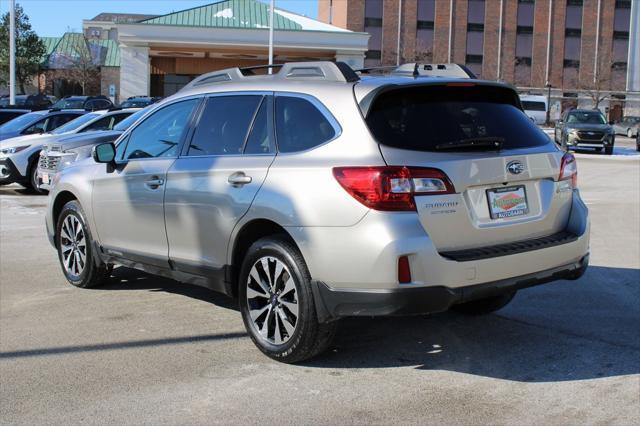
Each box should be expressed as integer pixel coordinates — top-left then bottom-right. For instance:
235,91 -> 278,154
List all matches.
60,36 -> 99,95
579,58 -> 611,109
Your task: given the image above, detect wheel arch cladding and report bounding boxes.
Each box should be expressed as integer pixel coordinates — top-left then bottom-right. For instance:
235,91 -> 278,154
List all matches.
230,219 -> 302,298
53,191 -> 79,237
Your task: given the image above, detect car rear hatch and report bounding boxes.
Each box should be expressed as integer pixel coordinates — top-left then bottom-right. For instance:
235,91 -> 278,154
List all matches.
360,82 -> 574,253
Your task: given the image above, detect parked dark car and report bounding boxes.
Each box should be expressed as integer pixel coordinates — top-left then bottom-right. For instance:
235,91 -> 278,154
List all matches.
119,96 -> 161,108
51,96 -> 114,111
554,109 -> 615,155
0,94 -> 56,110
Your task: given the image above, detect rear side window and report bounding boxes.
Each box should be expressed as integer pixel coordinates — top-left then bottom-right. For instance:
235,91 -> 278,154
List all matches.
366,85 -> 550,151
275,96 -> 336,153
187,95 -> 262,156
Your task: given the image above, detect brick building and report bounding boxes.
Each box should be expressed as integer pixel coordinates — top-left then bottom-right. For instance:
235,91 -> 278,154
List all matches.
319,0 -> 640,117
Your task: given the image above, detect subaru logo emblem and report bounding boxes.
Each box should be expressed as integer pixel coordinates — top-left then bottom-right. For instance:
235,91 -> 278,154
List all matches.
507,160 -> 525,175
587,131 -> 594,135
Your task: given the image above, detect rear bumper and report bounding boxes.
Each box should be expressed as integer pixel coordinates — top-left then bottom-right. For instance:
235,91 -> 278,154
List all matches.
313,254 -> 589,321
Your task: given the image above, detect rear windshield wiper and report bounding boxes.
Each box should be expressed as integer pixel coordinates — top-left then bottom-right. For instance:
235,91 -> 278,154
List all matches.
434,137 -> 504,151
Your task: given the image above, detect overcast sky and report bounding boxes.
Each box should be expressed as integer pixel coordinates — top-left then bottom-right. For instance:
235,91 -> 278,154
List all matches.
0,0 -> 319,37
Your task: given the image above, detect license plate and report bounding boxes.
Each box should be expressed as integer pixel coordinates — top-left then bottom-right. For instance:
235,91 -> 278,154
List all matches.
41,173 -> 49,184
486,185 -> 529,219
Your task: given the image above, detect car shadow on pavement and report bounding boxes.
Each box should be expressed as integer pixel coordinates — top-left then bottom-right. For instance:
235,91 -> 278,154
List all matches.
97,266 -> 239,312
305,265 -> 640,383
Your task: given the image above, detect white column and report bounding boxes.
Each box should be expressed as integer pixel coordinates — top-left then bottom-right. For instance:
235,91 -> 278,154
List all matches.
335,52 -> 365,69
119,45 -> 150,100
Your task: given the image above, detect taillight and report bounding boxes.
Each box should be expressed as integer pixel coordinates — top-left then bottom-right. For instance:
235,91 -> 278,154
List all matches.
559,152 -> 578,188
332,166 -> 455,211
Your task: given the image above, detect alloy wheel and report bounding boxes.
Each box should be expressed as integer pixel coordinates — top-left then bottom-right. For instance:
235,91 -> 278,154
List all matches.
60,215 -> 87,278
246,256 -> 299,345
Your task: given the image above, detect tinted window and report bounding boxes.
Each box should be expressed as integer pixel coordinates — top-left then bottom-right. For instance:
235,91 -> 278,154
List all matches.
0,112 -> 42,132
123,99 -> 198,160
45,114 -> 81,131
566,111 -> 606,124
113,109 -> 147,131
51,98 -> 86,109
52,113 -> 101,134
22,118 -> 47,134
244,99 -> 273,155
521,101 -> 546,111
366,85 -> 549,151
187,96 -> 262,156
275,96 -> 336,153
0,111 -> 28,125
82,115 -> 115,132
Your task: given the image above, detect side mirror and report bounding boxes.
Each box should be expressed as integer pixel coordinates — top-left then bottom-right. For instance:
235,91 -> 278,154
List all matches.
92,142 -> 116,164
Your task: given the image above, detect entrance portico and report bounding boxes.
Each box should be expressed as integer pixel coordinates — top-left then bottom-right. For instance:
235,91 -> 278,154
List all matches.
116,1 -> 368,99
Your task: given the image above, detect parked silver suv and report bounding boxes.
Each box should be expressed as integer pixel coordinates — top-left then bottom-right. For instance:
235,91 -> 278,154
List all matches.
45,62 -> 590,362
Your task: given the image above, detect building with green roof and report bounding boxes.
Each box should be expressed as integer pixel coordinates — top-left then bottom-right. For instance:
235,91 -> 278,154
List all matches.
82,0 -> 368,99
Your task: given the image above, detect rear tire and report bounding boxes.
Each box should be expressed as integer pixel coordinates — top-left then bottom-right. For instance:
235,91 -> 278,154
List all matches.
239,236 -> 336,363
453,291 -> 516,315
56,200 -> 111,288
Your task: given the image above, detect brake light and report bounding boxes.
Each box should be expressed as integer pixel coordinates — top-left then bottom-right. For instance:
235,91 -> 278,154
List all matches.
559,152 -> 578,188
332,166 -> 455,211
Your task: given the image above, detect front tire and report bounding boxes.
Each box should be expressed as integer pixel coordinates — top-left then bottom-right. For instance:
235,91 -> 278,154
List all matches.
239,236 -> 336,363
28,161 -> 48,195
453,291 -> 516,315
56,200 -> 111,288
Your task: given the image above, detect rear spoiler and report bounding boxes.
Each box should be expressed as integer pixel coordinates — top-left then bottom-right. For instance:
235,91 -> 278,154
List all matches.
357,80 -> 523,117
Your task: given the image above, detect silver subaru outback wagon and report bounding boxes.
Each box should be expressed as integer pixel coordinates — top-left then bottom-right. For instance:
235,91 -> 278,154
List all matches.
45,62 -> 590,362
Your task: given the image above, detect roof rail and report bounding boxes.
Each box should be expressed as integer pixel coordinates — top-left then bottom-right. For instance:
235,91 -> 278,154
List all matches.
393,63 -> 476,79
179,61 -> 359,92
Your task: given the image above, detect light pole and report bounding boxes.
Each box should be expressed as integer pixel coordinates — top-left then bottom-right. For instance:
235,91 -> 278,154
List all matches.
9,0 -> 16,104
268,0 -> 274,74
546,83 -> 553,125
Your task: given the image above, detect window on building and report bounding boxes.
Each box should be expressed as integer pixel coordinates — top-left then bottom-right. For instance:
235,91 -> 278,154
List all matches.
416,0 -> 435,59
465,0 -> 485,78
515,0 -> 535,86
611,2 -> 631,90
364,0 -> 383,67
564,0 -> 582,78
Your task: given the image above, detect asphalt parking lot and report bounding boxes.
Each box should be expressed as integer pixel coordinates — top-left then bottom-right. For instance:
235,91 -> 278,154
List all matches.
1,144 -> 639,424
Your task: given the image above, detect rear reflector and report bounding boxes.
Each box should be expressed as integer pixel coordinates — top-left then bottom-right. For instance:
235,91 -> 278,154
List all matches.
398,256 -> 412,284
333,166 -> 455,211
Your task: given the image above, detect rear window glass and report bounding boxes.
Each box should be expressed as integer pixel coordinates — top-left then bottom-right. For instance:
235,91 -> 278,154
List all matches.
521,101 -> 546,111
366,85 -> 550,151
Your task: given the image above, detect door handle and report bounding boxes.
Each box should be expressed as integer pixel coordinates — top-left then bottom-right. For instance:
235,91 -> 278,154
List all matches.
144,176 -> 165,189
228,172 -> 252,186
